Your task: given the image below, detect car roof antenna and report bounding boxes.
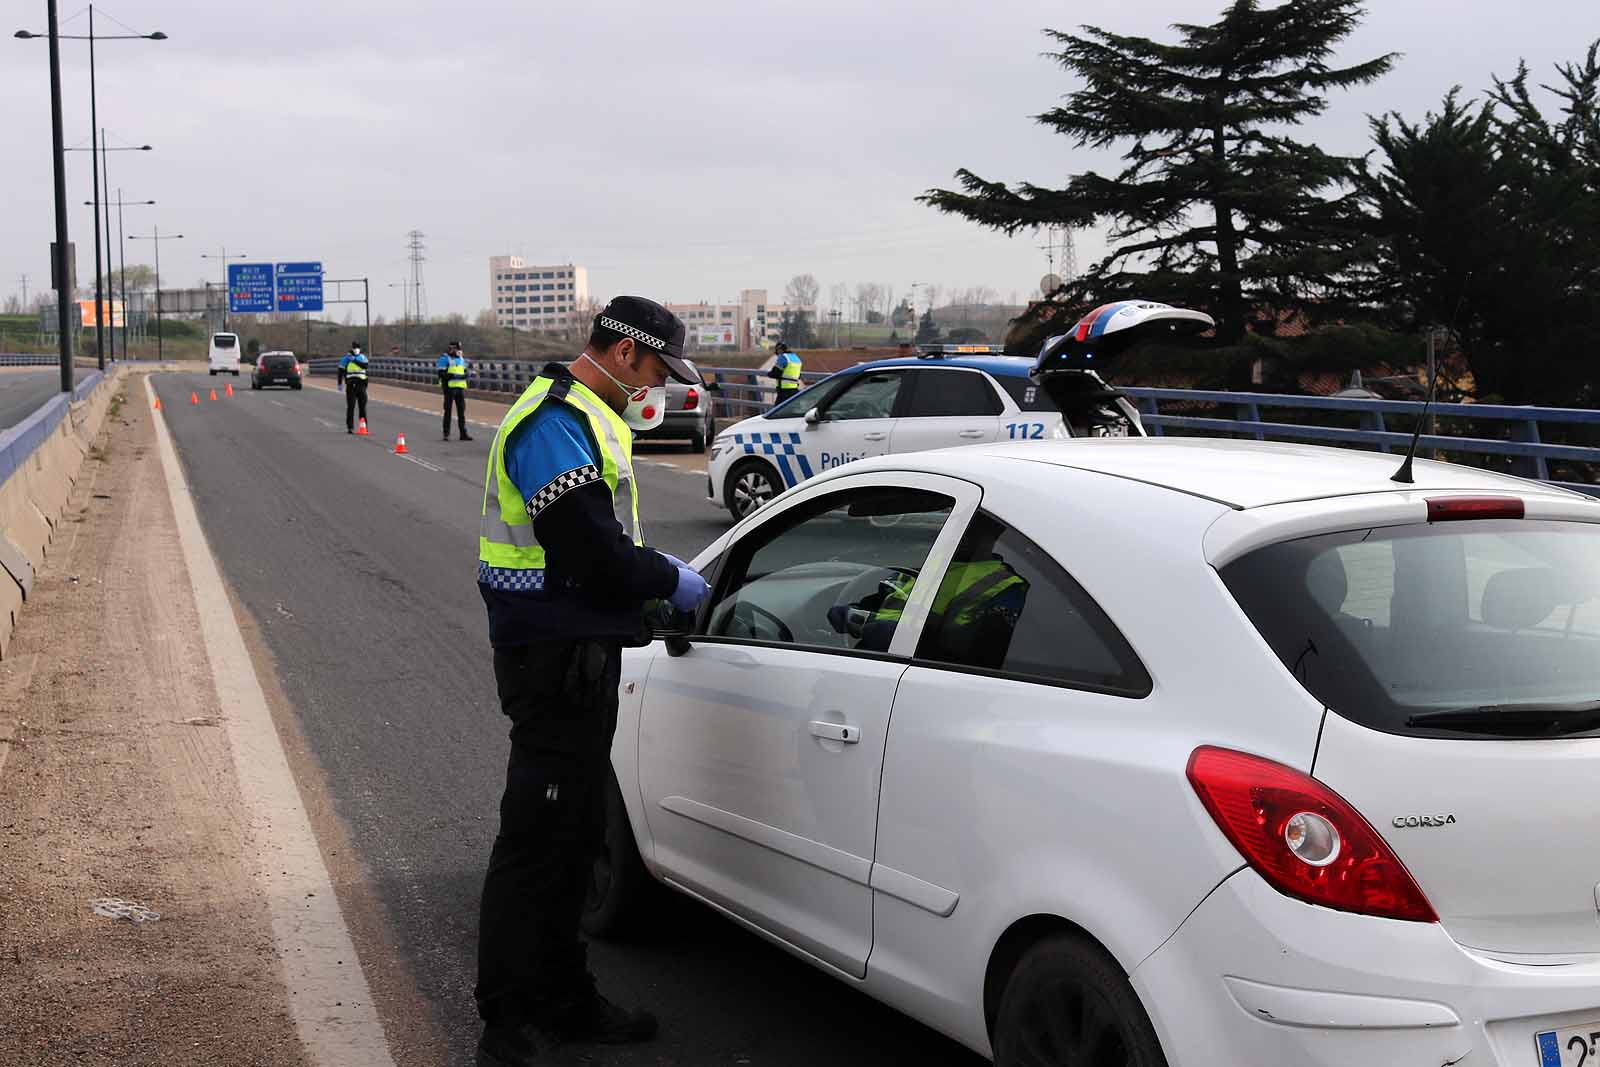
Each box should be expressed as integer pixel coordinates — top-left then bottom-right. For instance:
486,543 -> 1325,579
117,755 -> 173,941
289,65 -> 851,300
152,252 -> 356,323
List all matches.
1392,276 -> 1470,485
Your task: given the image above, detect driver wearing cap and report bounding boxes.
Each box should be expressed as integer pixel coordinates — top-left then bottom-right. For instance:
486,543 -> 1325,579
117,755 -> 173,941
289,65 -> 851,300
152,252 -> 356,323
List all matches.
473,296 -> 709,1064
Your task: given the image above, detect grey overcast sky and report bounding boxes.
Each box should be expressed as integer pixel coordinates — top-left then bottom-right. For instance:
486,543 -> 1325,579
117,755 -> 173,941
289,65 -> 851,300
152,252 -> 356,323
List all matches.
1,0 -> 1589,322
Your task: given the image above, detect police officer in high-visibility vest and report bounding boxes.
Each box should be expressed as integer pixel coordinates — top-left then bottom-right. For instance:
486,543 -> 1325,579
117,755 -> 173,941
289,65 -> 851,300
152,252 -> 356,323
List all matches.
437,340 -> 474,441
474,296 -> 708,1065
767,342 -> 803,408
337,339 -> 370,433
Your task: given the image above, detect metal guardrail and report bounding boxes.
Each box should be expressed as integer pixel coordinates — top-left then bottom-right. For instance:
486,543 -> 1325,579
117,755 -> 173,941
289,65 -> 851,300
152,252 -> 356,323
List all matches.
0,370 -> 103,486
1121,387 -> 1599,496
301,356 -> 1598,495
302,357 -> 829,415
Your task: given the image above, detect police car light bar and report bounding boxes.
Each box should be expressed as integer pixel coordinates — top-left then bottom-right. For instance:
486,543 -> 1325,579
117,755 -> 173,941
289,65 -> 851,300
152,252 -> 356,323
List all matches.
917,344 -> 1007,358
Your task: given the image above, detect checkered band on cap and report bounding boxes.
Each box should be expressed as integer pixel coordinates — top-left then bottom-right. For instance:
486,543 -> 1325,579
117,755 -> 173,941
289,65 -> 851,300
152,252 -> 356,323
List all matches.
598,315 -> 666,352
526,464 -> 601,520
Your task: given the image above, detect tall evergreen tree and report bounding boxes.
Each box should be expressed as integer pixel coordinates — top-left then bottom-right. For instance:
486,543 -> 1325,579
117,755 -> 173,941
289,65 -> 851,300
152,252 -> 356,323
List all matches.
1358,42 -> 1600,404
921,0 -> 1395,342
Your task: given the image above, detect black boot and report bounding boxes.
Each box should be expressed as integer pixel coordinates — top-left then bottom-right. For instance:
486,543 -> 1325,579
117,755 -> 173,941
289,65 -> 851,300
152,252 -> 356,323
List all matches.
543,988 -> 657,1045
477,1020 -> 551,1066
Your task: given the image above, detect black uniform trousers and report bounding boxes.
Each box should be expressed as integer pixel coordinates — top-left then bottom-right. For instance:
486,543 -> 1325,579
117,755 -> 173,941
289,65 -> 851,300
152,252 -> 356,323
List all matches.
345,379 -> 369,430
443,387 -> 468,437
476,638 -> 621,1025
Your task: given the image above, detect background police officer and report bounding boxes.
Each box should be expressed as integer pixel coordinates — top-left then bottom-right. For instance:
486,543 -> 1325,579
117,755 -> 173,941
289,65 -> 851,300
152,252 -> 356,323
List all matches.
438,340 -> 474,441
767,341 -> 803,407
474,296 -> 708,1066
337,338 -> 370,433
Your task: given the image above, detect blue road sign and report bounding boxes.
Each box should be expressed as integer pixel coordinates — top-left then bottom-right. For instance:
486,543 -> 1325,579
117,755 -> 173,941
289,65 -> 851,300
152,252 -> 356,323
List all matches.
228,263 -> 274,313
275,261 -> 324,313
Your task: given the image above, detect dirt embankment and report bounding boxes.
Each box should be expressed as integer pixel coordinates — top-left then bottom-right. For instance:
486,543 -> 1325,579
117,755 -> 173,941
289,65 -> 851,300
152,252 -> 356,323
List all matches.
0,380 -> 309,1066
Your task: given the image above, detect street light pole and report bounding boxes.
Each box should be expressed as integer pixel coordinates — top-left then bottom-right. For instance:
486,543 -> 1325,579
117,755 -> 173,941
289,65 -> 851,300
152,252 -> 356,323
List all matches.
86,7 -> 104,370
129,227 -> 183,361
100,126 -> 117,363
43,0 -> 74,392
201,248 -> 248,329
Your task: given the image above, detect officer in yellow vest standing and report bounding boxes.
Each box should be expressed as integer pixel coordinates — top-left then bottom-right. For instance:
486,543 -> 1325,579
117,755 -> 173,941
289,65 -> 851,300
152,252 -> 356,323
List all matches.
474,296 -> 708,1066
767,342 -> 803,408
438,340 -> 474,441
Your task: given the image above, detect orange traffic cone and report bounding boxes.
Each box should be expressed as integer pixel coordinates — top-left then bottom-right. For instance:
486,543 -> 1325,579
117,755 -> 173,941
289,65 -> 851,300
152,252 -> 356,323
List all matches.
209,388 -> 218,401
225,382 -> 234,397
153,396 -> 162,410
394,433 -> 408,455
356,417 -> 369,436
190,391 -> 199,405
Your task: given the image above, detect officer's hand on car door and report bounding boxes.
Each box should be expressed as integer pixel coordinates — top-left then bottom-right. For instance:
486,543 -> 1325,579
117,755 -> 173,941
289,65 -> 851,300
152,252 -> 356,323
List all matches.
667,560 -> 709,614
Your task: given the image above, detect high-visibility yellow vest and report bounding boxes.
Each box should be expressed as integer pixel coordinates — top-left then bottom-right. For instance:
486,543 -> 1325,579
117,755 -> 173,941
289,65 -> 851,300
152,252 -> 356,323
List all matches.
343,354 -> 368,380
478,374 -> 641,578
778,353 -> 802,391
445,355 -> 468,388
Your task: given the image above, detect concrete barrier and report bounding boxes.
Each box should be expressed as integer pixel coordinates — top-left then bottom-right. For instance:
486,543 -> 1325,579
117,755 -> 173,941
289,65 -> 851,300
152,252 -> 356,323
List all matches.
0,367 -> 120,658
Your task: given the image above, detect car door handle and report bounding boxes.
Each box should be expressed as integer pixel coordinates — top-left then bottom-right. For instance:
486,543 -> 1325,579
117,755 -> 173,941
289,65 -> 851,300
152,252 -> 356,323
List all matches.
862,432 -> 888,442
958,429 -> 985,439
809,721 -> 860,744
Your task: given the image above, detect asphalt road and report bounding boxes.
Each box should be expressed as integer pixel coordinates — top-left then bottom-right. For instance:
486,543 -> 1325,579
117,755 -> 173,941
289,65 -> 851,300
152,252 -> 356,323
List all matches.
151,374 -> 985,1067
0,370 -> 63,432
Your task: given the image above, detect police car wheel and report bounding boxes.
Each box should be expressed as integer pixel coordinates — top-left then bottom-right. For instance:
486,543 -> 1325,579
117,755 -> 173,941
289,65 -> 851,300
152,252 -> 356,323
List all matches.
581,771 -> 653,939
726,459 -> 779,521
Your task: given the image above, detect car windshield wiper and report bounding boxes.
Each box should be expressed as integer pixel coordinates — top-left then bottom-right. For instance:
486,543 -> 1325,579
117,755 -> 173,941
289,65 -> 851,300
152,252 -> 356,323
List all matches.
1407,700 -> 1600,734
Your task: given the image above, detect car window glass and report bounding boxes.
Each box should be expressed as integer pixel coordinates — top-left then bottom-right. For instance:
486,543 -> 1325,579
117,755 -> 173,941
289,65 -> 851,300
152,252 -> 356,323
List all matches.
213,335 -> 237,349
995,375 -> 1058,412
707,486 -> 954,654
824,372 -> 903,421
767,374 -> 849,420
915,512 -> 1152,696
1221,521 -> 1600,737
908,370 -> 1003,417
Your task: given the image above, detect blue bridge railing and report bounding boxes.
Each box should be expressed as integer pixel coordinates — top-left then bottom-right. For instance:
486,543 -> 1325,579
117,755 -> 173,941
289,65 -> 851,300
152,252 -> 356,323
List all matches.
300,356 -> 1597,496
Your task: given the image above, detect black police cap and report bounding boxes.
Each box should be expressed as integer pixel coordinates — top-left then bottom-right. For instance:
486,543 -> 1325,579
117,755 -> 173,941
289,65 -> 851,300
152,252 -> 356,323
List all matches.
595,295 -> 695,384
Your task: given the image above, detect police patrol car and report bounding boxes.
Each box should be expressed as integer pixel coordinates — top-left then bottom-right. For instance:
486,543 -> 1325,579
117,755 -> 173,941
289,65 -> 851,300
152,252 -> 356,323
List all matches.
708,344 -> 1134,521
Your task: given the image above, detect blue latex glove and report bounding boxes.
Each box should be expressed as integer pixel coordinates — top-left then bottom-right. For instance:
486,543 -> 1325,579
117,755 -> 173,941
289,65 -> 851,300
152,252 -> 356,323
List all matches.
669,564 -> 709,613
659,552 -> 688,569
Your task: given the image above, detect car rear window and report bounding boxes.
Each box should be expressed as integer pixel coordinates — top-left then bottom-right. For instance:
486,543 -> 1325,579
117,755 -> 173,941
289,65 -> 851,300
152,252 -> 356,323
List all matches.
995,375 -> 1057,412
905,369 -> 1003,417
1221,520 -> 1600,738
212,335 -> 237,349
261,355 -> 296,370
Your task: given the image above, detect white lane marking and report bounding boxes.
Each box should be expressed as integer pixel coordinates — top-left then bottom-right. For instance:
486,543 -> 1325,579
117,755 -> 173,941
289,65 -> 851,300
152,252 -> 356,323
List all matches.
144,376 -> 396,1067
396,451 -> 443,472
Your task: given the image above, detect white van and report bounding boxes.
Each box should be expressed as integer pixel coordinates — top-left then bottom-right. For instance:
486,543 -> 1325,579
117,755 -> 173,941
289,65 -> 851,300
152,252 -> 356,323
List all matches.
208,332 -> 241,376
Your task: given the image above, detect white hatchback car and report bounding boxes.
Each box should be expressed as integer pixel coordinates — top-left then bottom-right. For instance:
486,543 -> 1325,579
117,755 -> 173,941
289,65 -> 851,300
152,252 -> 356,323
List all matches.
593,437 -> 1600,1066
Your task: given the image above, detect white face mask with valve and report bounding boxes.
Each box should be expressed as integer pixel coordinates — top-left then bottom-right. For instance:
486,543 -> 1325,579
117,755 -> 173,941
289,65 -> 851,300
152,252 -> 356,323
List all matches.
581,353 -> 667,431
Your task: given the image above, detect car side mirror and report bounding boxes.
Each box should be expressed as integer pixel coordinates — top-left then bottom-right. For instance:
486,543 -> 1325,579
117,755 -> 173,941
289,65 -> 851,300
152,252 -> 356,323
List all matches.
804,407 -> 821,425
646,599 -> 695,657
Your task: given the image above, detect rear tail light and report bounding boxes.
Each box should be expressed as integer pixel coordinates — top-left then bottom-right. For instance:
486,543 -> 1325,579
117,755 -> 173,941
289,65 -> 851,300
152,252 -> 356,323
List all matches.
1426,496 -> 1524,521
293,363 -> 302,375
1186,746 -> 1437,922
684,388 -> 699,410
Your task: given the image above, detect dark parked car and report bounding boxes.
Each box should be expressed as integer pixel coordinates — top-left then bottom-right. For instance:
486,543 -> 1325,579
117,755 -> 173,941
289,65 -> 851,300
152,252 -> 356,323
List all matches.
252,351 -> 302,390
635,358 -> 717,451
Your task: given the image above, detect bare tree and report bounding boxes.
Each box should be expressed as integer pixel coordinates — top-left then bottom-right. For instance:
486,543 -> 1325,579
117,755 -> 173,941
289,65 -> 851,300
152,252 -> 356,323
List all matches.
475,308 -> 498,329
3,294 -> 20,315
785,273 -> 820,311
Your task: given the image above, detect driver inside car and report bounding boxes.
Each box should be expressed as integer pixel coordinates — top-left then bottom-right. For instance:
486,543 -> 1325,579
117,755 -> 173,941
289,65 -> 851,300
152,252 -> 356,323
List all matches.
832,535 -> 1030,662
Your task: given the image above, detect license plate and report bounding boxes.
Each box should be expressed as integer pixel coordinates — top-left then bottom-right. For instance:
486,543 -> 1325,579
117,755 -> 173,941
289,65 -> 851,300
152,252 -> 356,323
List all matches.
1537,1023 -> 1600,1066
